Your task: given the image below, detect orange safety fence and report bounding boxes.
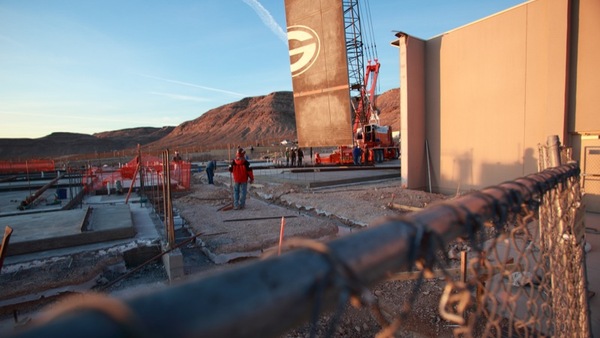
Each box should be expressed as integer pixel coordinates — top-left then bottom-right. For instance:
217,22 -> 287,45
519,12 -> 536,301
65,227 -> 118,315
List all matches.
170,160 -> 191,190
82,156 -> 191,193
120,155 -> 164,179
0,160 -> 55,174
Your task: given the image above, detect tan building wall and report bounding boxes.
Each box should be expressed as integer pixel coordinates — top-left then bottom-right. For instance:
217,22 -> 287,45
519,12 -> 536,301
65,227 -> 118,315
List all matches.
571,0 -> 600,212
396,35 -> 427,190
570,0 -> 600,134
393,0 -> 599,203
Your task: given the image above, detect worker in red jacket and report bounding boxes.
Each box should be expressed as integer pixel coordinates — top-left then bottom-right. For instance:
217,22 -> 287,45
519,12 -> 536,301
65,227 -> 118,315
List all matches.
228,148 -> 254,210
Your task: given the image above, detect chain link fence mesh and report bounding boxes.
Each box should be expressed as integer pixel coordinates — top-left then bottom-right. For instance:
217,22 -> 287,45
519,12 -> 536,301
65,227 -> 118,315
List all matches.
376,143 -> 590,337
431,171 -> 589,337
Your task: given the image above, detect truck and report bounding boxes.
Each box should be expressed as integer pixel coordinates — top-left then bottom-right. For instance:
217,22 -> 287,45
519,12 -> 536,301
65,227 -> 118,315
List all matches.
352,58 -> 399,164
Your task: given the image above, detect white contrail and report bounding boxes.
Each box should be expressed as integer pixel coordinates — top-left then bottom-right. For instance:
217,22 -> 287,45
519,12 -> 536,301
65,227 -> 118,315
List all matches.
0,33 -> 24,47
138,73 -> 247,97
150,92 -> 210,102
242,0 -> 287,44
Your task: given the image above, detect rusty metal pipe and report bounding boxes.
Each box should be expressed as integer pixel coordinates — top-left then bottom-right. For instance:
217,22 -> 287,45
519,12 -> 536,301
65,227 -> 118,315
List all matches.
0,226 -> 13,272
223,215 -> 298,222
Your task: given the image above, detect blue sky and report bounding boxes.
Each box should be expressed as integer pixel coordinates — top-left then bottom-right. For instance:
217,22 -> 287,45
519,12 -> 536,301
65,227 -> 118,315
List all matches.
0,0 -> 526,139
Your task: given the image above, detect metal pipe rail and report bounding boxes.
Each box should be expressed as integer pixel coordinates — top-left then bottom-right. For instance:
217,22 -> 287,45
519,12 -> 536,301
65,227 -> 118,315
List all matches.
17,173 -> 65,210
10,163 -> 580,338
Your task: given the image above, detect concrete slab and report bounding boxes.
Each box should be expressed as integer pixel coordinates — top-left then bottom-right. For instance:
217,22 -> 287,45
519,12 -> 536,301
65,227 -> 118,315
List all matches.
2,203 -> 136,256
1,197 -> 160,268
3,208 -> 89,241
248,162 -> 401,189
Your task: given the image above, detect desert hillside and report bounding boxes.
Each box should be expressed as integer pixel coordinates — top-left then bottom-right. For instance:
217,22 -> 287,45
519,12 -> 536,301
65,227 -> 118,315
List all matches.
147,91 -> 297,151
0,88 -> 400,160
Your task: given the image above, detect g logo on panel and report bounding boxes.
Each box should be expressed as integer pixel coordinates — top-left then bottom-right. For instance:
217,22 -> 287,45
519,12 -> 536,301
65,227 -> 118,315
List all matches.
287,25 -> 321,78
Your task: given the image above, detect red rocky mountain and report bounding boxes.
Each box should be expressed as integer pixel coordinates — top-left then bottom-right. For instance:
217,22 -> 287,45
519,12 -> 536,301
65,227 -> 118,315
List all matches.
0,88 -> 400,160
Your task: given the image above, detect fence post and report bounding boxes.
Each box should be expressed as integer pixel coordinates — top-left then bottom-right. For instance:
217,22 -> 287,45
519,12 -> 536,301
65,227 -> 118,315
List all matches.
538,136 -> 591,337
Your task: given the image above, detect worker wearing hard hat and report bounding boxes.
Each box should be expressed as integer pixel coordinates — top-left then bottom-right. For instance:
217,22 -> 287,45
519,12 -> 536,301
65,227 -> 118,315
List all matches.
228,148 -> 254,210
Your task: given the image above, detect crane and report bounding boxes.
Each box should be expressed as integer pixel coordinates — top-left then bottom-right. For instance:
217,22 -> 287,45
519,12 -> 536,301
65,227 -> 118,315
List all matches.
343,0 -> 397,163
284,0 -> 398,165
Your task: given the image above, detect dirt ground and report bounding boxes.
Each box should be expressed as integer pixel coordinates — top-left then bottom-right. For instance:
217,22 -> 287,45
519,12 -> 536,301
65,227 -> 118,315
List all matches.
0,168 -> 456,337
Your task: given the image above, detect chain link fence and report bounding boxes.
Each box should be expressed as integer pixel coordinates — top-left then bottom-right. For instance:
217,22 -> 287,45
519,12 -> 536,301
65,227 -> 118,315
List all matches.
7,161 -> 590,337
433,166 -> 588,337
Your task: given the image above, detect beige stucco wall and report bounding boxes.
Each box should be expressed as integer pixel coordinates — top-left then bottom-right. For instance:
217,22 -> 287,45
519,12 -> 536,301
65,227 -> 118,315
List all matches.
573,0 -> 600,213
396,0 -> 576,194
396,35 -> 427,190
435,0 -> 570,194
570,0 -> 600,134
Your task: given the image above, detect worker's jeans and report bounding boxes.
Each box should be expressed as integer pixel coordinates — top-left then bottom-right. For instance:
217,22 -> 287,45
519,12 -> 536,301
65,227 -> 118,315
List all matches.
233,182 -> 248,208
206,168 -> 214,184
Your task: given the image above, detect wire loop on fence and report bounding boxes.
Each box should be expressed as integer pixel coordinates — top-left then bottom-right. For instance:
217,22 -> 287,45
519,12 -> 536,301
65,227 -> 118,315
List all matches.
376,222 -> 451,338
460,204 -> 487,252
275,237 -> 391,337
486,187 -> 513,228
322,276 -> 350,338
510,180 -> 540,211
506,187 -> 524,216
405,219 -> 425,270
467,189 -> 507,232
517,176 -> 544,210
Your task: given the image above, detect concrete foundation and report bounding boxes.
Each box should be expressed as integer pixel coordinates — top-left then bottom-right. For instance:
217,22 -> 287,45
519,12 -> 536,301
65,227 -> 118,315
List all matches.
161,246 -> 184,281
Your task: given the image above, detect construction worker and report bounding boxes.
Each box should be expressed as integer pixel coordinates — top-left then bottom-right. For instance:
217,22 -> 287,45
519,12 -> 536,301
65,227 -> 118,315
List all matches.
352,145 -> 362,165
228,148 -> 254,210
205,160 -> 216,184
173,151 -> 182,162
285,147 -> 290,166
291,147 -> 297,167
297,148 -> 304,167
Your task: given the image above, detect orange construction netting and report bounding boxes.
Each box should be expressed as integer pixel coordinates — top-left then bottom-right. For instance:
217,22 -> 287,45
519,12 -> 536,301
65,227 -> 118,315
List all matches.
82,155 -> 191,193
0,160 -> 55,174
